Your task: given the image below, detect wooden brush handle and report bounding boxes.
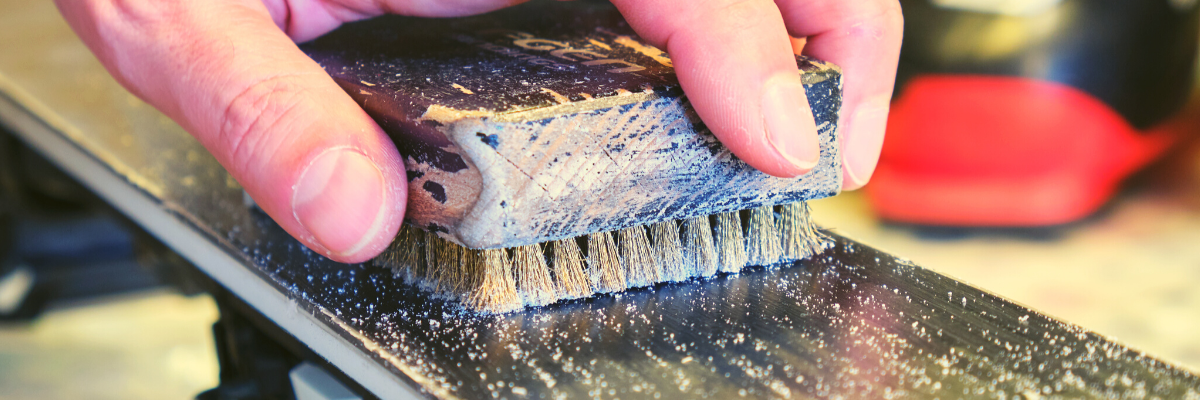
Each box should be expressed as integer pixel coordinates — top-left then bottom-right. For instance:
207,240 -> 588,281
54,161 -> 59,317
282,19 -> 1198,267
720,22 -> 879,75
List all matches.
303,1 -> 842,249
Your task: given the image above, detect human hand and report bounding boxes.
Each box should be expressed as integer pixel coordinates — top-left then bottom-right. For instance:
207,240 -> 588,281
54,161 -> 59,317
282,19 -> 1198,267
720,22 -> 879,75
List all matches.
56,0 -> 901,263
610,0 -> 903,188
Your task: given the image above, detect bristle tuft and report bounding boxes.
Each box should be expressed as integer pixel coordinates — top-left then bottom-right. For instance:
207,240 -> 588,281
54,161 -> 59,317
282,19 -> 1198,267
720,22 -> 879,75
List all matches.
618,226 -> 662,287
404,227 -> 428,282
550,239 -> 593,299
586,232 -> 626,293
450,246 -> 477,295
463,248 -> 521,313
440,238 -> 464,295
714,212 -> 748,273
746,206 -> 783,266
455,248 -> 483,295
422,233 -> 438,291
375,224 -> 416,280
513,244 -> 557,306
778,202 -> 829,261
681,216 -> 719,278
423,235 -> 461,294
650,220 -> 688,282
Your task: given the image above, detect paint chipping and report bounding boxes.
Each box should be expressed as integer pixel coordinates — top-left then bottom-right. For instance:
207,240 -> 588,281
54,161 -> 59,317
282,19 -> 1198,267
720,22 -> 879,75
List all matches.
419,105 -> 495,125
423,181 -> 448,203
541,88 -> 571,104
476,132 -> 500,149
452,83 -> 475,94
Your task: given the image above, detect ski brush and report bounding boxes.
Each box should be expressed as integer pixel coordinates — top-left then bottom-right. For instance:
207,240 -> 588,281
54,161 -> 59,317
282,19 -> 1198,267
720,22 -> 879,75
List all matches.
301,0 -> 843,313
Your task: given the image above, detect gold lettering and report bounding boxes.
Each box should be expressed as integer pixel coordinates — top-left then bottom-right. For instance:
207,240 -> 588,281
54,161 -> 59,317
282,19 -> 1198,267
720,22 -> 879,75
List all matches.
550,49 -> 606,62
582,59 -> 646,73
513,38 -> 569,51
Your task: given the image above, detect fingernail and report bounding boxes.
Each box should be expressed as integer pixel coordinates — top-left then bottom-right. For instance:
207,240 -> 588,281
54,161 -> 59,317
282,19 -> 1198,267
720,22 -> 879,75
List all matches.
292,148 -> 387,257
844,97 -> 891,189
763,72 -> 820,175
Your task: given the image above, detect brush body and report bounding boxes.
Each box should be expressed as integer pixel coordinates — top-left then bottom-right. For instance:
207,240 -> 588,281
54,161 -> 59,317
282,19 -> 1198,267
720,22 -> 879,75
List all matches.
302,1 -> 842,250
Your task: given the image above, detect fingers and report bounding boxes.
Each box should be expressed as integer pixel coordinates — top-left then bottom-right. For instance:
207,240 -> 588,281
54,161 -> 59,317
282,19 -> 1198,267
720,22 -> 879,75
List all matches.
777,0 -> 904,190
611,0 -> 822,178
264,0 -> 528,42
56,0 -> 407,263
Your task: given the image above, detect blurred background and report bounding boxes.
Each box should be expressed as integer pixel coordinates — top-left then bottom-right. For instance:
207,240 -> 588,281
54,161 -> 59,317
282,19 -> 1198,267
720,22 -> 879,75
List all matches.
3,0 -> 1200,398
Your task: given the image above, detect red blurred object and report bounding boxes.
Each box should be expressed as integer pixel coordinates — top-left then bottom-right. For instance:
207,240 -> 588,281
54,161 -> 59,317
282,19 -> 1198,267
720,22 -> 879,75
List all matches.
867,76 -> 1187,226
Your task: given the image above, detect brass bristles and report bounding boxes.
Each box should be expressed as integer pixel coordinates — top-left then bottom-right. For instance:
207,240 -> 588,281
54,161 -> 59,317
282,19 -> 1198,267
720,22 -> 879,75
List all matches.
374,202 -> 829,314
513,244 -> 556,306
550,238 -> 592,299
714,211 -> 748,273
681,216 -> 718,277
379,224 -> 424,282
586,231 -> 626,293
618,226 -> 661,287
463,248 -> 520,313
455,248 -> 483,294
778,202 -> 828,262
650,220 -> 688,282
406,229 -> 428,281
432,238 -> 463,295
746,206 -> 783,266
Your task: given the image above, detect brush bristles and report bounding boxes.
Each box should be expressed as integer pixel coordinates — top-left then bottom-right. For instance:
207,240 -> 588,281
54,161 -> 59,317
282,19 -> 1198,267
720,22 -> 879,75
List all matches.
586,231 -> 627,293
746,206 -> 783,266
463,248 -> 521,314
375,202 -> 829,314
380,224 -> 425,283
455,248 -> 482,295
424,235 -> 459,294
778,202 -> 827,262
650,220 -> 688,282
550,238 -> 593,299
618,226 -> 661,287
714,211 -> 748,273
681,216 -> 718,278
514,244 -> 557,306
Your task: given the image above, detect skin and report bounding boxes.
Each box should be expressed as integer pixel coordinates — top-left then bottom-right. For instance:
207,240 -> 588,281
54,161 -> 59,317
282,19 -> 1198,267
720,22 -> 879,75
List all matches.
55,0 -> 902,263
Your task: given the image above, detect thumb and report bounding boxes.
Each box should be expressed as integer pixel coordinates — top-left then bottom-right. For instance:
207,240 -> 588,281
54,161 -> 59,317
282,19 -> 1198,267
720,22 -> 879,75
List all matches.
56,0 -> 407,263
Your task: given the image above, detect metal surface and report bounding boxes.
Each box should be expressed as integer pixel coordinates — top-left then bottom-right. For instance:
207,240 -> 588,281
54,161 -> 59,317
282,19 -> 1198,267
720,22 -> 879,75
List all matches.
2,1 -> 1199,399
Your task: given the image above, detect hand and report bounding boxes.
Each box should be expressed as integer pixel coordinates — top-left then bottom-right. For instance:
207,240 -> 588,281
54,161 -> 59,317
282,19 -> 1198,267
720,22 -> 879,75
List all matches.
56,0 -> 902,263
610,0 -> 903,187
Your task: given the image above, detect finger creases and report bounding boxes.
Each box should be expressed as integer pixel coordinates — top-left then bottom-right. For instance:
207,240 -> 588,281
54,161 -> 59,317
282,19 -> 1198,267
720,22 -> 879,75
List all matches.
611,0 -> 821,178
62,0 -> 407,262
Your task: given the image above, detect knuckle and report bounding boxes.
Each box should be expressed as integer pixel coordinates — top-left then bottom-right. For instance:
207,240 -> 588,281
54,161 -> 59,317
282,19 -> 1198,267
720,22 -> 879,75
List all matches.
109,0 -> 185,25
858,0 -> 905,31
696,0 -> 779,33
835,0 -> 905,42
217,74 -> 312,171
878,0 -> 904,29
647,0 -> 781,50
